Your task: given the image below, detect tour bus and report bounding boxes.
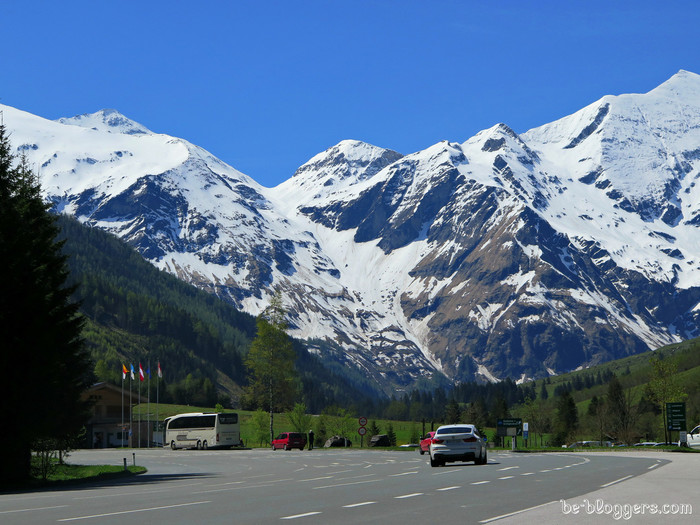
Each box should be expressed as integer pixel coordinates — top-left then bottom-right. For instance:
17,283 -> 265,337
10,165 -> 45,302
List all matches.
164,412 -> 241,450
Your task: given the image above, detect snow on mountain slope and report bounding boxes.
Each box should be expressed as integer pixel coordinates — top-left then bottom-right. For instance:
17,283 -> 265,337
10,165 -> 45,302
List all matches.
3,70 -> 700,393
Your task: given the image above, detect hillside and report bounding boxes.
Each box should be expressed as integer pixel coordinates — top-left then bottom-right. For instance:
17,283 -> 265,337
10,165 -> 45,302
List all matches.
56,214 -> 377,412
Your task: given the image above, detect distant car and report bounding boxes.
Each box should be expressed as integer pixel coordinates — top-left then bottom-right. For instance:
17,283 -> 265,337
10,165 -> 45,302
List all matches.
428,424 -> 487,467
687,425 -> 700,447
271,432 -> 307,451
419,431 -> 435,455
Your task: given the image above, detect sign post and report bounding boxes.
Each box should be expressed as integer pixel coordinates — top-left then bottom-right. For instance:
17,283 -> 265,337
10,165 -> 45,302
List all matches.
667,402 -> 687,445
497,418 -> 523,450
358,416 -> 367,448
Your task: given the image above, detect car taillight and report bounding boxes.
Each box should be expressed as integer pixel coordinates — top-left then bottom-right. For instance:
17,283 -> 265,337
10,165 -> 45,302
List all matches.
431,438 -> 444,444
463,437 -> 477,442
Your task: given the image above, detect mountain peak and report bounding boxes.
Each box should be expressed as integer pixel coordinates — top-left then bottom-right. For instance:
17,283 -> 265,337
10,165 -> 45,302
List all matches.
647,69 -> 700,102
56,109 -> 152,135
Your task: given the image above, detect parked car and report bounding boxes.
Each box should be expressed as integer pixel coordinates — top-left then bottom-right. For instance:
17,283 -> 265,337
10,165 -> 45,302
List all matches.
419,431 -> 435,455
271,432 -> 307,450
688,425 -> 700,447
428,424 -> 487,467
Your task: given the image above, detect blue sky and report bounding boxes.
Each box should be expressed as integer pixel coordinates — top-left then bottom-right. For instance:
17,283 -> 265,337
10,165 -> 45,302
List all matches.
1,1 -> 699,187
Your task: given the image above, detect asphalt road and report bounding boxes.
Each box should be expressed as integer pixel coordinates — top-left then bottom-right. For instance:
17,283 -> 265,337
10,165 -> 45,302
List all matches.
0,448 -> 682,524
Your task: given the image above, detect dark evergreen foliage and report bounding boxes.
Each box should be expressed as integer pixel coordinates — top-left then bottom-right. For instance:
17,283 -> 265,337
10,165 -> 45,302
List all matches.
0,126 -> 93,485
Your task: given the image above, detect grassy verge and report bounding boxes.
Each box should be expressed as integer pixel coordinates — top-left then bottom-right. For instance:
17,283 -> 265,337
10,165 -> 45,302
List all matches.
13,463 -> 147,491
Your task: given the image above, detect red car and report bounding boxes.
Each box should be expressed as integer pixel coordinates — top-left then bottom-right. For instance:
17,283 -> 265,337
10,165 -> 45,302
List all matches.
271,432 -> 307,451
419,431 -> 435,455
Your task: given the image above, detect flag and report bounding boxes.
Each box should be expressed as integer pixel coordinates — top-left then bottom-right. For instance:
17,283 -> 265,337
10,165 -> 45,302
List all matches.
130,364 -> 135,380
157,362 -> 162,378
139,363 -> 145,382
122,364 -> 128,380
146,366 -> 151,379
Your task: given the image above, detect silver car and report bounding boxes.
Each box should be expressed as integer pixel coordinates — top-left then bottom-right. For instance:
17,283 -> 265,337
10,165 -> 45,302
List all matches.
429,424 -> 488,467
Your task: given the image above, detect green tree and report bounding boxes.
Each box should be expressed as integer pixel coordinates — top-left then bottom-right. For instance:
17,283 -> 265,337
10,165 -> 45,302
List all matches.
368,420 -> 381,437
252,409 -> 270,446
0,126 -> 93,484
606,375 -> 637,444
646,356 -> 687,444
444,399 -> 461,424
288,403 -> 313,435
243,291 -> 298,443
553,390 -> 578,446
386,423 -> 397,446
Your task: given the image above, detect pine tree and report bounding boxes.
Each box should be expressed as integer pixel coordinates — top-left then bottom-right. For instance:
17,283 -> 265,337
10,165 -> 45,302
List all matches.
0,124 -> 92,484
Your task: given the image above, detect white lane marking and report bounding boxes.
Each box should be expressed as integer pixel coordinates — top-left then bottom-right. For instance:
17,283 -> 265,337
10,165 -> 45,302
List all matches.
389,471 -> 418,477
479,500 -> 558,523
57,501 -> 211,521
498,476 -> 514,480
313,479 -> 379,490
648,463 -> 659,470
520,472 -> 535,476
539,469 -> 551,472
343,501 -> 376,508
281,511 -> 322,520
471,480 -> 490,485
72,488 -> 170,500
497,466 -> 518,471
436,486 -> 461,491
298,476 -> 334,482
601,475 -> 633,488
395,493 -> 423,499
0,505 -> 67,514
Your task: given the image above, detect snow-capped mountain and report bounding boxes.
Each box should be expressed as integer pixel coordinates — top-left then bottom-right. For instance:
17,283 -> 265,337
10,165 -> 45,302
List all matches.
4,70 -> 700,393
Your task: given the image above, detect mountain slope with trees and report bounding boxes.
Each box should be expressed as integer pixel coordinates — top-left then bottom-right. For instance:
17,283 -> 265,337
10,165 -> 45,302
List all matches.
56,214 -> 375,412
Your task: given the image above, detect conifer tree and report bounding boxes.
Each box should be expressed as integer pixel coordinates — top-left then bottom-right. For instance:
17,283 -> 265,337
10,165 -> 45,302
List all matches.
0,124 -> 92,484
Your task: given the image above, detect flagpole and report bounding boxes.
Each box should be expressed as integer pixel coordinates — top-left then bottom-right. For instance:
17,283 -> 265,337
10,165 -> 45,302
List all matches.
121,368 -> 124,448
129,367 -> 132,448
147,361 -> 151,449
138,365 -> 141,449
157,362 -> 160,446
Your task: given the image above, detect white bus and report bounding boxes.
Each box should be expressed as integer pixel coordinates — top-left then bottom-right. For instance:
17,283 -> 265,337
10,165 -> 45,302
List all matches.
164,412 -> 241,450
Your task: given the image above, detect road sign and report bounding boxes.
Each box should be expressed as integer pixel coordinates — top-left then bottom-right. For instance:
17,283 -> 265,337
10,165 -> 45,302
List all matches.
358,416 -> 367,427
667,402 -> 686,431
497,418 -> 522,437
358,426 -> 367,436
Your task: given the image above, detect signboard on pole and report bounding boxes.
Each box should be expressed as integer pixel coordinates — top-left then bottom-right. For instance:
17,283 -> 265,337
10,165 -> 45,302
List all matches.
667,402 -> 686,431
497,418 -> 522,437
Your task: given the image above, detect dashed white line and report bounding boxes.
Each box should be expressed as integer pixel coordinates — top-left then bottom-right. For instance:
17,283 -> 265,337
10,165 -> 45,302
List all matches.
479,500 -> 558,523
471,480 -> 490,485
436,486 -> 461,491
389,471 -> 418,477
497,466 -> 519,471
498,476 -> 514,480
0,505 -> 67,515
395,493 -> 424,499
281,511 -> 322,520
600,475 -> 633,488
343,501 -> 376,508
57,501 -> 211,521
648,463 -> 659,470
520,472 -> 535,476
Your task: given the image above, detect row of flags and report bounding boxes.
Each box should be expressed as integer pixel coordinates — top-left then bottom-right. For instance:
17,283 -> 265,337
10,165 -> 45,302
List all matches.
121,362 -> 163,381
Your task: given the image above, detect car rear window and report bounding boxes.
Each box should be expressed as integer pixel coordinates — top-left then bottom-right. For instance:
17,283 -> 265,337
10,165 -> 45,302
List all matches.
289,433 -> 301,439
437,426 -> 473,435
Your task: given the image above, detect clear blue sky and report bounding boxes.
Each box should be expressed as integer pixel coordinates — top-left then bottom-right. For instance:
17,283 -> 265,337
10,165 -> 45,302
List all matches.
2,1 -> 699,187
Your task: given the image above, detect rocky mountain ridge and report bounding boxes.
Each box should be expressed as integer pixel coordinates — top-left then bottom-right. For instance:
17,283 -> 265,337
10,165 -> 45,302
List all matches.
3,70 -> 700,394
